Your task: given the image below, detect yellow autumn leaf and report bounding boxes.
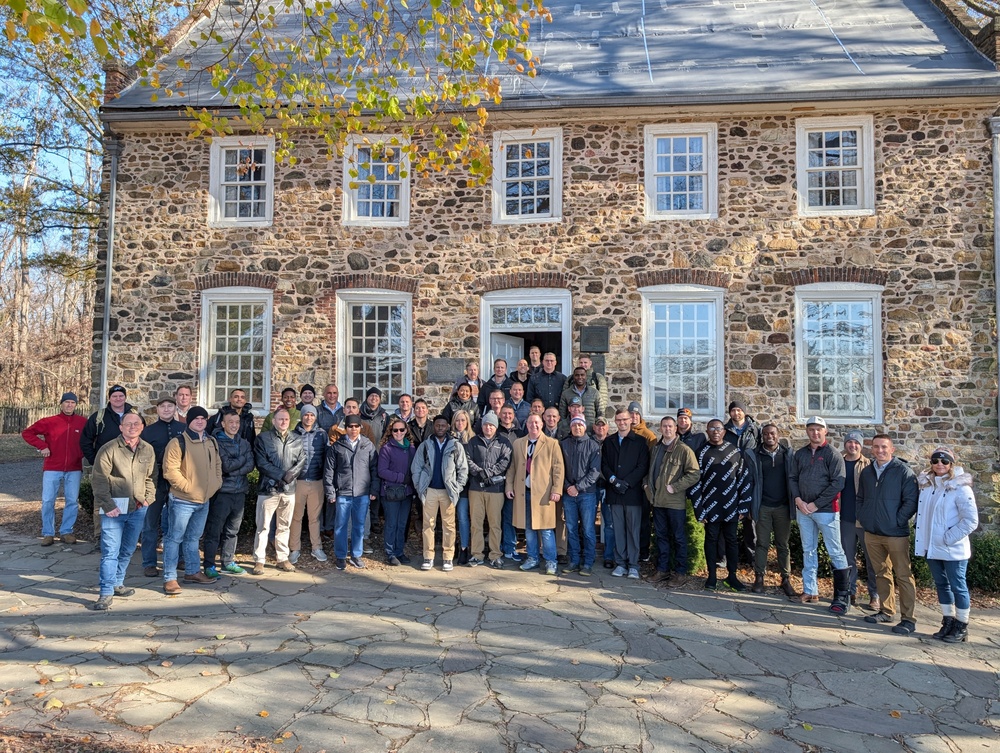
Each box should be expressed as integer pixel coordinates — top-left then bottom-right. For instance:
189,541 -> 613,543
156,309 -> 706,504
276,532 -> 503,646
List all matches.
90,681 -> 104,687
45,698 -> 63,709
258,710 -> 269,717
328,672 -> 340,679
215,634 -> 226,640
802,723 -> 813,731
890,710 -> 902,718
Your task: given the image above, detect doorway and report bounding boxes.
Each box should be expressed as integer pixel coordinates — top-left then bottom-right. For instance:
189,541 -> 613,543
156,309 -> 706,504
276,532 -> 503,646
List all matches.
480,289 -> 572,374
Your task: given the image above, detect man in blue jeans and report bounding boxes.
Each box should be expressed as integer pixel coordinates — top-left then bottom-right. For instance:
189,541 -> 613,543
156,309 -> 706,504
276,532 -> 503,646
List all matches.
90,413 -> 156,610
139,395 -> 185,576
560,417 -> 601,575
161,406 -> 222,595
324,415 -> 379,570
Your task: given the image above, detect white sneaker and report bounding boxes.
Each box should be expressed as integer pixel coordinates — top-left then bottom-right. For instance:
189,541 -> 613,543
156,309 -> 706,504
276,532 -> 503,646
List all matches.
627,567 -> 640,579
421,559 -> 434,571
611,566 -> 627,577
288,550 -> 301,565
312,549 -> 328,562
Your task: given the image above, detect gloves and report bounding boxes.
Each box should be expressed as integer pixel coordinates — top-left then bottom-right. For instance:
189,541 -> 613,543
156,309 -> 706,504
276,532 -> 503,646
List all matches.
613,479 -> 630,494
282,470 -> 297,485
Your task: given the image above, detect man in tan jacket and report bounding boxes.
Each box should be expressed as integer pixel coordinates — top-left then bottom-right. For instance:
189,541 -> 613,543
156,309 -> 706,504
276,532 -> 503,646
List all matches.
161,406 -> 222,594
506,414 -> 565,575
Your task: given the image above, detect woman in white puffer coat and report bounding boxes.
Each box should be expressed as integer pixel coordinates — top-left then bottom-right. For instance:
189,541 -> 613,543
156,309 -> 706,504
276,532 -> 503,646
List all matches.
914,446 -> 979,644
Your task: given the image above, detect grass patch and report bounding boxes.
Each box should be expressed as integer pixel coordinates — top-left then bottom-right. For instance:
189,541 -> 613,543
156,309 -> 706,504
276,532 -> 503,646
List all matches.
0,434 -> 43,464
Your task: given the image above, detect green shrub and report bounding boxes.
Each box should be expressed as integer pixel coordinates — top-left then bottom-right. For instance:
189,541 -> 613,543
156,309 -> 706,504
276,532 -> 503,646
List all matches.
968,531 -> 1000,593
79,476 -> 94,514
239,469 -> 260,538
685,501 -> 706,575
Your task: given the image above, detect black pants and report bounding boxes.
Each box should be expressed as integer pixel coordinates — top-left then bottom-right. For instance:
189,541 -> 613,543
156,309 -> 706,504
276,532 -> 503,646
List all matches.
704,517 -> 739,583
202,491 -> 246,567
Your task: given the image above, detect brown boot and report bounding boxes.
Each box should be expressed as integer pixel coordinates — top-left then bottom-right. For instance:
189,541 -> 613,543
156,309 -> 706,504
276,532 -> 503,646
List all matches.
752,574 -> 765,594
648,570 -> 670,583
61,533 -> 77,544
163,580 -> 182,595
183,572 -> 215,584
780,576 -> 797,601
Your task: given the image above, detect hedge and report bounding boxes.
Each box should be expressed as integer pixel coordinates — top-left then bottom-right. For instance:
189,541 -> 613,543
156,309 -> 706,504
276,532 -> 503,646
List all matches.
78,476 -> 1000,591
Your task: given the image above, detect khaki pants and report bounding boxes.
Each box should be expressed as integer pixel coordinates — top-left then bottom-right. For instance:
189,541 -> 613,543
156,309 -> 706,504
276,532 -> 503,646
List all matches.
470,490 -> 504,561
864,532 -> 916,622
254,491 -> 295,564
289,480 -> 323,552
555,497 -> 567,556
422,488 -> 456,561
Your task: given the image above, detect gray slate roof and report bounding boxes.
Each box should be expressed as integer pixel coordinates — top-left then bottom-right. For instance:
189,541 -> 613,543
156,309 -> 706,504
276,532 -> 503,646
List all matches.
104,0 -> 1000,117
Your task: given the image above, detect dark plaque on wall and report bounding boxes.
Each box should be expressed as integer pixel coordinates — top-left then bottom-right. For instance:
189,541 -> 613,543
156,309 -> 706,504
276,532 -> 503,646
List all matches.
426,358 -> 467,384
580,326 -> 610,354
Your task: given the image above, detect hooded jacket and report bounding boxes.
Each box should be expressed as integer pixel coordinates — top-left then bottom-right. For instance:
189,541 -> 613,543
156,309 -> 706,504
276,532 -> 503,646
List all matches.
411,434 -> 469,504
162,430 -> 223,504
914,468 -> 979,560
206,404 -> 257,451
723,415 -> 761,453
213,428 -> 255,494
856,456 -> 919,537
294,423 -> 328,481
465,434 -> 514,494
360,402 -> 388,441
324,433 -> 379,499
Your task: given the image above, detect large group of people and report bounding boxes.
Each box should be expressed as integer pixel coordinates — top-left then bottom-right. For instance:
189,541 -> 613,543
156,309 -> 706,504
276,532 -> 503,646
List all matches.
21,350 -> 980,642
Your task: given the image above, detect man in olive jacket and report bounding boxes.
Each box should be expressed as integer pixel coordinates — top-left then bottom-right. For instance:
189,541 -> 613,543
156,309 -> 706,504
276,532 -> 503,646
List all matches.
252,408 -> 306,575
90,413 -> 156,610
646,416 -> 700,585
857,434 -> 920,635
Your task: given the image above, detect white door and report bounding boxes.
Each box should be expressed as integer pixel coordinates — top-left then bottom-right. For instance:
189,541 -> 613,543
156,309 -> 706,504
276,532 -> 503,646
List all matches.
491,334 -> 524,366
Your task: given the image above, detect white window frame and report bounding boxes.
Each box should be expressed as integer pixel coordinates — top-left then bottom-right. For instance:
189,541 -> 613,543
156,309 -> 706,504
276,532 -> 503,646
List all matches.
491,127 -> 563,224
643,123 -> 719,220
794,282 -> 883,425
336,289 -> 413,408
795,115 -> 875,217
207,135 -> 275,227
199,287 -> 273,411
341,135 -> 410,227
639,285 -> 725,421
478,289 -> 573,375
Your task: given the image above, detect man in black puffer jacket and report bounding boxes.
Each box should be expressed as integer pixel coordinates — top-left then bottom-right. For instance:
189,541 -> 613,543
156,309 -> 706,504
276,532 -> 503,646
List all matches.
202,408 -> 255,577
252,409 -> 305,575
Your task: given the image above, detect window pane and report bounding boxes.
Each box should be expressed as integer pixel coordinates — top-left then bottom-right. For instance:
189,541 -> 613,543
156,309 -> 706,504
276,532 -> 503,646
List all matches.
801,298 -> 875,418
648,301 -> 718,414
208,299 -> 268,409
346,301 -> 408,405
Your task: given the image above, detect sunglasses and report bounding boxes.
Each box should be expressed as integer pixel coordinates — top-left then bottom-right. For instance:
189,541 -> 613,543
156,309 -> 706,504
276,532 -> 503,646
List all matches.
391,427 -> 407,434
930,454 -> 952,465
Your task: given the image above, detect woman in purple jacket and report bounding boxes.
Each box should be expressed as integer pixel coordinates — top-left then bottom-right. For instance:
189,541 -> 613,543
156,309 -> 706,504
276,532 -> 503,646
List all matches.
378,419 -> 417,566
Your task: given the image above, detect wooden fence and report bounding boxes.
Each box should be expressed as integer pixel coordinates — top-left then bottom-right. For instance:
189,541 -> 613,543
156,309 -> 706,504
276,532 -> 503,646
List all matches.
0,405 -> 90,434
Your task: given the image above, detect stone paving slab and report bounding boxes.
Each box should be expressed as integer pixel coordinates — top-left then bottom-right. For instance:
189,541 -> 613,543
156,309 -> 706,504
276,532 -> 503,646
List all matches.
2,528 -> 999,753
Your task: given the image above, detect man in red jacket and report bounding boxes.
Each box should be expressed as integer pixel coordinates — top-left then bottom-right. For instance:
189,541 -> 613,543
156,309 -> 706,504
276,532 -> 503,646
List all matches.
21,393 -> 87,546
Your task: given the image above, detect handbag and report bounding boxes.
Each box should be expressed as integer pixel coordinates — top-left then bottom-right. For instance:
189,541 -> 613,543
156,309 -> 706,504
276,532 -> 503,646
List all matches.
383,483 -> 408,502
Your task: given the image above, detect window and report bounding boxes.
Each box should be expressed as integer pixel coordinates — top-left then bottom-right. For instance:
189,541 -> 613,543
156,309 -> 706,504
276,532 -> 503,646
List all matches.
208,136 -> 275,226
644,124 -> 718,220
492,127 -> 563,224
796,116 -> 875,216
640,285 -> 725,419
336,290 -> 412,406
795,283 -> 883,423
342,136 -> 410,226
199,288 -> 273,408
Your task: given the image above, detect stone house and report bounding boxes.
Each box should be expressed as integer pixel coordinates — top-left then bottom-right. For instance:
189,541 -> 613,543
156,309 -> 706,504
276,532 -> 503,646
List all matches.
95,0 -> 1000,518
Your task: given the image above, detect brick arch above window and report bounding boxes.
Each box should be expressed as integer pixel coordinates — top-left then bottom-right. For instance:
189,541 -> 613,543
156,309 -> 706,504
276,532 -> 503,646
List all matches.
329,273 -> 419,294
196,272 -> 278,291
776,267 -> 889,287
634,269 -> 732,289
477,272 -> 568,293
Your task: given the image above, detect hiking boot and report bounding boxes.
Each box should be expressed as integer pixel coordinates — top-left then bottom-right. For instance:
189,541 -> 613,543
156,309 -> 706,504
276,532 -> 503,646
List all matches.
163,580 -> 181,595
144,566 -> 160,577
780,576 -> 797,601
40,536 -> 55,547
648,570 -> 669,583
251,562 -> 265,575
276,560 -> 296,572
752,574 -> 765,594
942,621 -> 968,643
61,533 -> 77,544
933,616 -> 956,640
93,595 -> 113,610
113,586 -> 135,597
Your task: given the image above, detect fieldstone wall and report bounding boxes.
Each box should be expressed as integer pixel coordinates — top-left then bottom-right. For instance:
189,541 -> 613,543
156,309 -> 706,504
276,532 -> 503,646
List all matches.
93,102 -> 999,522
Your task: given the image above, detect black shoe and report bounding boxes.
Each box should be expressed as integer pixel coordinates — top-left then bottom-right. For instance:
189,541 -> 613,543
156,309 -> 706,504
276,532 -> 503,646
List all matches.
603,560 -> 614,569
398,554 -> 411,565
335,558 -> 347,570
557,555 -> 568,565
751,575 -> 765,594
933,616 -> 956,639
942,620 -> 968,643
349,556 -> 366,569
864,612 -> 893,624
703,579 -> 718,591
723,576 -> 747,592
388,556 -> 401,567
113,586 -> 135,597
891,619 -> 916,636
458,548 -> 469,566
489,558 -> 504,569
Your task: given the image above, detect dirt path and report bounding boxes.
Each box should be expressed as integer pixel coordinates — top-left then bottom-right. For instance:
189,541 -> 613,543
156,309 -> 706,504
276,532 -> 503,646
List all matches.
0,458 -> 42,506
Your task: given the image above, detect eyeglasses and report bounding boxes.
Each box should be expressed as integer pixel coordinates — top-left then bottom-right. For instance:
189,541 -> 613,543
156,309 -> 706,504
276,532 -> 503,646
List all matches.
930,454 -> 952,465
706,426 -> 725,432
391,427 -> 407,434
